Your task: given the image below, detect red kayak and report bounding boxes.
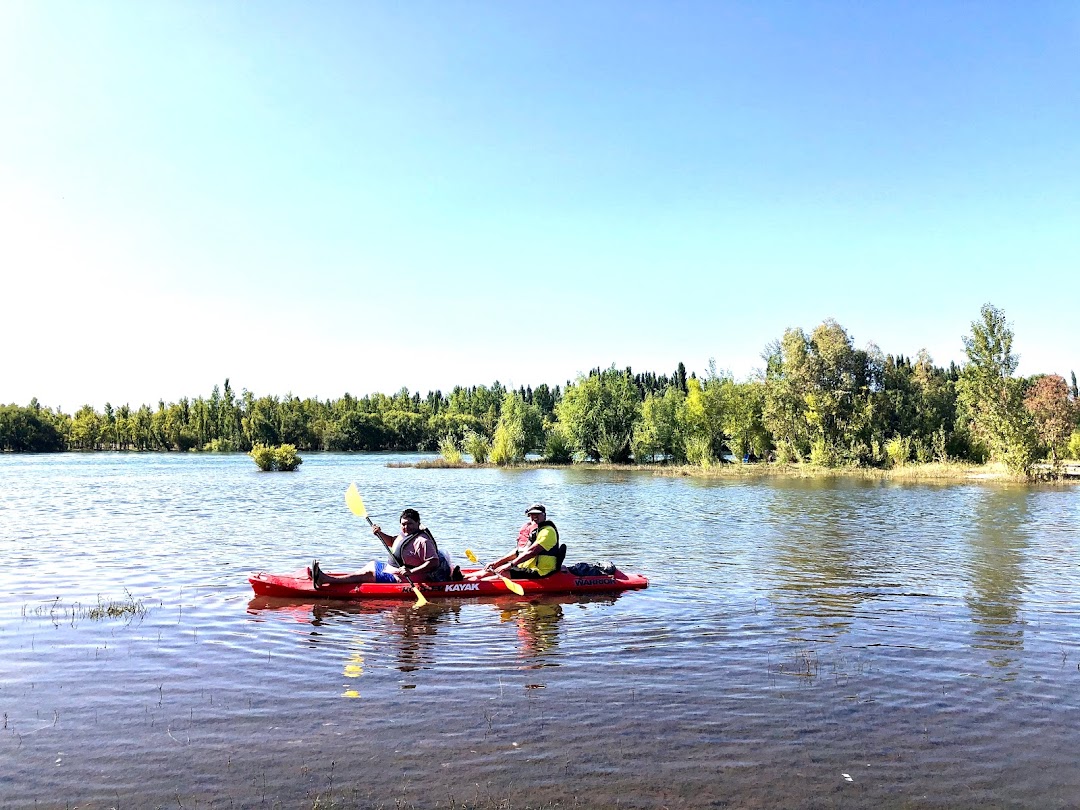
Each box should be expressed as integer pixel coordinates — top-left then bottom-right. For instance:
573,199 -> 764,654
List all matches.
249,566 -> 648,600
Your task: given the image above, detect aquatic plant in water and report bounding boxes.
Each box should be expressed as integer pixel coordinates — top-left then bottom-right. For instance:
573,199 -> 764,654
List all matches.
22,591 -> 148,626
249,443 -> 303,471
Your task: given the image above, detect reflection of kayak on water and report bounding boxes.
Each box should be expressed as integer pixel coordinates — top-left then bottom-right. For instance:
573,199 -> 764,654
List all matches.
246,595 -> 457,620
246,592 -> 617,686
249,567 -> 648,601
246,590 -> 624,618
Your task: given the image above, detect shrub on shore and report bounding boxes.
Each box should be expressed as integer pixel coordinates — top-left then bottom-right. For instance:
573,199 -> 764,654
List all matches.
463,429 -> 491,464
438,435 -> 463,464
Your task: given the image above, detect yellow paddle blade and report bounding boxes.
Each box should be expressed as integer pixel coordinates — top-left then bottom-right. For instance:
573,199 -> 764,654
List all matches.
500,575 -> 525,596
411,586 -> 429,608
344,482 -> 367,519
464,548 -> 525,595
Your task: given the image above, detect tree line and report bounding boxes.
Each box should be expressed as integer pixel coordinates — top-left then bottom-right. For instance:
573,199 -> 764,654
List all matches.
2,305 -> 1078,476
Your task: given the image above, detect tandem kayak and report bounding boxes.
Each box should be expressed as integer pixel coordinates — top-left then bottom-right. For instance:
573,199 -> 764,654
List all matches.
249,566 -> 648,600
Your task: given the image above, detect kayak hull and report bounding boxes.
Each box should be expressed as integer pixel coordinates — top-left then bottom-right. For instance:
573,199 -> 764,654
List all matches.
249,567 -> 648,600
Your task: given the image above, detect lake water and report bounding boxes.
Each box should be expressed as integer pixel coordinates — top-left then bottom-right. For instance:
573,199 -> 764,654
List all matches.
2,452 -> 1079,809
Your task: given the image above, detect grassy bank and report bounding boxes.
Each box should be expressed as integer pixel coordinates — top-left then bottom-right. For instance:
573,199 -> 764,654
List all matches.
400,457 -> 1079,485
655,460 -> 1014,482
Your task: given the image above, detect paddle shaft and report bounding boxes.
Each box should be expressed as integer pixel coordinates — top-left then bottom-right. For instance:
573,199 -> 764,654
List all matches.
367,520 -> 425,604
346,483 -> 427,607
465,548 -> 525,595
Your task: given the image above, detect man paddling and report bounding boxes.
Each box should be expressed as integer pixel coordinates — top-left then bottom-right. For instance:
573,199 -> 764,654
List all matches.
475,503 -> 564,580
312,508 -> 450,587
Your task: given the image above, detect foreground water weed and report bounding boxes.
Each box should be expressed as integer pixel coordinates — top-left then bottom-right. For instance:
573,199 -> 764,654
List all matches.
21,590 -> 148,626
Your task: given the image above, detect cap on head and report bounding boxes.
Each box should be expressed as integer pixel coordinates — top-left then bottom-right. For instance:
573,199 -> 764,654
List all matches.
525,503 -> 546,516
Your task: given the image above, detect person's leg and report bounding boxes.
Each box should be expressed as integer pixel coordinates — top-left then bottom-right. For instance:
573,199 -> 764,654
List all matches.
371,561 -> 403,584
316,561 -> 381,586
507,566 -> 542,579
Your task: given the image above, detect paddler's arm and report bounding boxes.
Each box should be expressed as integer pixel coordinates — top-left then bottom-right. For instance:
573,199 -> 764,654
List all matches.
490,542 -> 543,575
371,524 -> 394,550
397,556 -> 439,579
486,548 -> 518,572
463,548 -> 517,581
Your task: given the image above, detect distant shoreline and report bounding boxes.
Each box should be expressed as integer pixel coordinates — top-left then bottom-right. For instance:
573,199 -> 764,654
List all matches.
4,448 -> 1076,484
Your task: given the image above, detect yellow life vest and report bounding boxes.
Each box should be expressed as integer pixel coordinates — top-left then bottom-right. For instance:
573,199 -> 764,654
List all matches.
516,522 -> 560,577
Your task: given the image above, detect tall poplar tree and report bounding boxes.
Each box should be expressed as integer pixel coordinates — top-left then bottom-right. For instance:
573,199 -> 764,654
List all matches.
957,304 -> 1036,474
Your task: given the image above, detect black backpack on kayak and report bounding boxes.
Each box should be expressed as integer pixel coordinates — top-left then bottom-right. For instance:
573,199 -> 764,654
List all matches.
567,561 -> 616,576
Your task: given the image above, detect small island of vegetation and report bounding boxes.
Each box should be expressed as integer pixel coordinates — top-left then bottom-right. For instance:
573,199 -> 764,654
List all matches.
249,443 -> 303,472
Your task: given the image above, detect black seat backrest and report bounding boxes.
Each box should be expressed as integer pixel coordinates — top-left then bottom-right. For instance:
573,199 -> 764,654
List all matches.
555,543 -> 567,570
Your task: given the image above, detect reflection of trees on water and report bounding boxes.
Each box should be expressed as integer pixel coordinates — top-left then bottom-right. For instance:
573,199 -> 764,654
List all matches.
964,488 -> 1030,676
762,480 -> 883,637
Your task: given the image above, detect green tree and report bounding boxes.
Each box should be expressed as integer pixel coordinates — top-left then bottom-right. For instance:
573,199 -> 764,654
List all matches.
279,395 -> 317,449
722,379 -> 769,460
674,362 -> 688,393
382,410 -> 427,449
116,404 -> 134,450
804,320 -> 874,463
909,351 -> 961,460
633,388 -> 683,463
0,404 -> 65,451
245,396 -> 281,447
191,398 -> 210,449
448,383 -> 506,434
103,402 -> 118,450
133,405 -> 155,450
164,399 -> 199,451
762,329 -> 813,461
762,320 -> 877,466
542,422 -> 574,463
463,429 -> 492,463
532,383 -> 559,419
427,412 -> 486,446
219,379 -> 243,448
489,392 -> 543,465
678,377 -> 715,466
957,304 -> 1036,474
556,365 -> 641,462
69,405 -> 104,450
324,411 -> 386,450
150,402 -> 170,450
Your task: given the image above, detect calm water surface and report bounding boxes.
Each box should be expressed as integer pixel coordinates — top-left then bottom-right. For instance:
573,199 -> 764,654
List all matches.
2,453 -> 1079,809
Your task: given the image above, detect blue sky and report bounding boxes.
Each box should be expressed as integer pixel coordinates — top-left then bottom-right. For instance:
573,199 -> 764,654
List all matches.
2,1 -> 1078,411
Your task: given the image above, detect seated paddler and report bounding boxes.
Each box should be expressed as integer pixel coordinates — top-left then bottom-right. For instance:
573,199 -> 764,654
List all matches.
312,508 -> 450,587
477,503 -> 565,579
